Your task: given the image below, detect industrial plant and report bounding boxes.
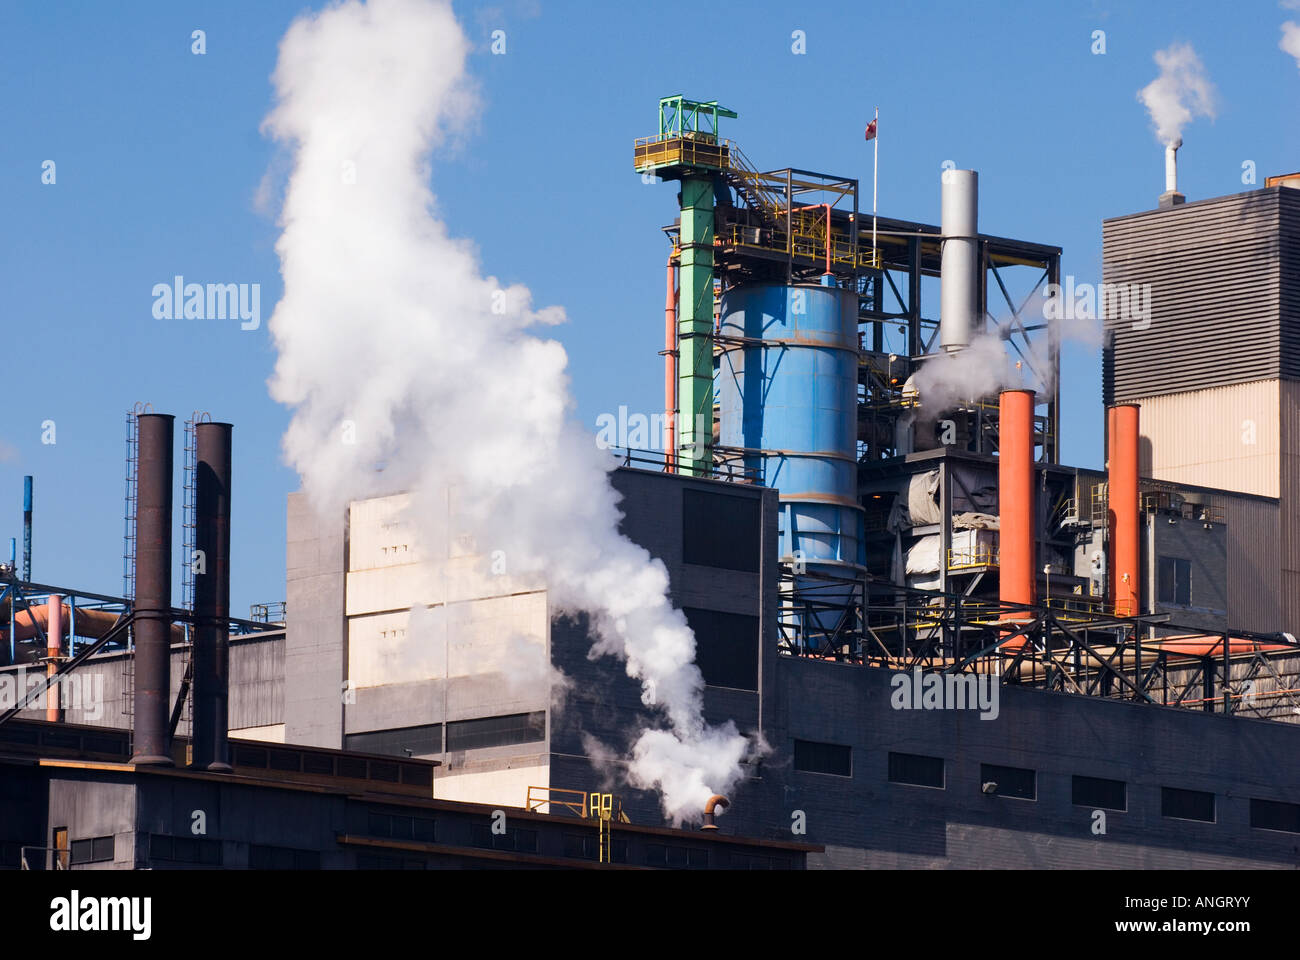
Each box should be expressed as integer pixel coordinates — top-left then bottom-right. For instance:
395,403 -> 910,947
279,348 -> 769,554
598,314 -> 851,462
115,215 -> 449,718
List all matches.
3,95 -> 1300,870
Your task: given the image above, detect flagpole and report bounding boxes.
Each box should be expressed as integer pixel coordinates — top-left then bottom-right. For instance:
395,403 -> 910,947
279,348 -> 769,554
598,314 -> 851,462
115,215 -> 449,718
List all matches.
871,106 -> 878,266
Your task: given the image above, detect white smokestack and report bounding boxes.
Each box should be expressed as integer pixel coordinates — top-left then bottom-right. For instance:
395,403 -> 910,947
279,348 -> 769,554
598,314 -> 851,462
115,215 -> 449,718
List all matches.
1137,43 -> 1215,206
1158,136 -> 1185,208
1164,137 -> 1182,194
940,169 -> 978,353
262,0 -> 753,825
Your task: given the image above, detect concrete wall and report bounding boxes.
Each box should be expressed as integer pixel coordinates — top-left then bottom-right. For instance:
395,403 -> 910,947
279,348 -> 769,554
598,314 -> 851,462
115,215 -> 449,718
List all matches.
47,774 -> 136,869
758,656 -> 1300,868
285,492 -> 347,747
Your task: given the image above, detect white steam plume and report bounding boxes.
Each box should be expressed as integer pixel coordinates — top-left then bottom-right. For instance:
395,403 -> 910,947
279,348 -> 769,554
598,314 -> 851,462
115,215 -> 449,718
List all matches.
1282,21 -> 1300,70
1137,42 -> 1217,145
912,332 -> 1024,414
262,0 -> 751,824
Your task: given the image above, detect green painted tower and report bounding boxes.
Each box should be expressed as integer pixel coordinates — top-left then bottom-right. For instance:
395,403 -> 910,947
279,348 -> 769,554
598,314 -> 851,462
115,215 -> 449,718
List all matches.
634,96 -> 737,476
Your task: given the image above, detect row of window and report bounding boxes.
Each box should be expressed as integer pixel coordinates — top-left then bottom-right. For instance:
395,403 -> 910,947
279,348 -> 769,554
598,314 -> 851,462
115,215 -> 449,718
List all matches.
249,845 -> 321,870
70,835 -> 114,865
343,711 -> 547,758
148,833 -> 223,866
793,739 -> 1300,832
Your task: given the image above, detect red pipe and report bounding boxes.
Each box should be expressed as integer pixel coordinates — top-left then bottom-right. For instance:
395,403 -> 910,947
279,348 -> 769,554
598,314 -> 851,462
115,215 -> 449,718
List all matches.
1105,405 -> 1115,608
1,604 -> 183,644
664,253 -> 678,472
1109,404 -> 1141,617
999,391 -> 1036,634
1150,637 -> 1292,657
46,594 -> 62,723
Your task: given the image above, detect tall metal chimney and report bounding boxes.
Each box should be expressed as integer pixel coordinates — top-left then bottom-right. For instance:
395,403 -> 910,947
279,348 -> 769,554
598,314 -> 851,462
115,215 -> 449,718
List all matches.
45,594 -> 62,723
998,390 -> 1036,627
191,422 -> 233,771
131,413 -> 175,765
1107,404 -> 1141,617
1159,138 -> 1185,209
940,169 -> 979,353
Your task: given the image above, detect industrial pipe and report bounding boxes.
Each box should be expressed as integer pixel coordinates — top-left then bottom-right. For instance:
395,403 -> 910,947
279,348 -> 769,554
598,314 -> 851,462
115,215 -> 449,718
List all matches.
1164,138 -> 1182,194
940,170 -> 978,353
700,794 -> 729,831
1108,404 -> 1141,618
998,390 -> 1035,630
191,421 -> 233,772
1,605 -> 180,645
45,594 -> 61,723
664,254 -> 677,472
22,476 -> 32,582
131,412 -> 174,766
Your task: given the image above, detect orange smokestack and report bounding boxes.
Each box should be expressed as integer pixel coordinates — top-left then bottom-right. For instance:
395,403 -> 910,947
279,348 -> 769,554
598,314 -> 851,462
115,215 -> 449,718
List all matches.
664,254 -> 677,472
1108,404 -> 1141,617
999,390 -> 1036,624
46,594 -> 62,723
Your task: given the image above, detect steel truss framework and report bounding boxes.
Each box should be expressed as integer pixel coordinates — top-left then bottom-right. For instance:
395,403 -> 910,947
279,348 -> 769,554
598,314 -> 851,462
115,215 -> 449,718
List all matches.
777,567 -> 1300,719
0,572 -> 278,731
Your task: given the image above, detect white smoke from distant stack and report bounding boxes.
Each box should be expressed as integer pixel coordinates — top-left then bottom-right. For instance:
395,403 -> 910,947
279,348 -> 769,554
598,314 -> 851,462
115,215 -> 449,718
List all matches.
1282,19 -> 1300,70
262,0 -> 752,824
1137,42 -> 1217,146
912,330 -> 1028,415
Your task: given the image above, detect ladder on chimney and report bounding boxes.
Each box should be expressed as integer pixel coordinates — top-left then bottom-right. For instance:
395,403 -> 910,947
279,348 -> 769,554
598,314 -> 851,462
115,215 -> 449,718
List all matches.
176,412 -> 209,734
121,404 -> 147,740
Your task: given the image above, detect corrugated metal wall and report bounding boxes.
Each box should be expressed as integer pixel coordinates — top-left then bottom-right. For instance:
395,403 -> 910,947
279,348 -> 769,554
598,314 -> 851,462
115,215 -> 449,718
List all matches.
1281,188 -> 1300,375
1103,188 -> 1293,402
1136,381 -> 1280,497
1224,496 -> 1283,632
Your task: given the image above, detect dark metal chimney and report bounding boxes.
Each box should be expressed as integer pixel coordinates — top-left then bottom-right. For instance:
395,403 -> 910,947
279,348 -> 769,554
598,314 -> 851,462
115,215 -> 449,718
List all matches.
131,413 -> 174,765
191,422 -> 233,771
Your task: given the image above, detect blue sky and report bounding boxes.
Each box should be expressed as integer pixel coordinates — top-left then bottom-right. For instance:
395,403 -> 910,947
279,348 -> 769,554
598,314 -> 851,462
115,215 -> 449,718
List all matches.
1,0 -> 1297,613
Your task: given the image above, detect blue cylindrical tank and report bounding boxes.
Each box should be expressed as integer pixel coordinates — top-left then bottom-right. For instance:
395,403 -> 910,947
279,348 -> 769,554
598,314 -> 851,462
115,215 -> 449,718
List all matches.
718,281 -> 863,578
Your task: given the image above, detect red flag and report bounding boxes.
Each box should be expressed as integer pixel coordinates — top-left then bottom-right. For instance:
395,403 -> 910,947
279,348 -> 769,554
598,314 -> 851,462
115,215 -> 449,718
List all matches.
864,118 -> 877,141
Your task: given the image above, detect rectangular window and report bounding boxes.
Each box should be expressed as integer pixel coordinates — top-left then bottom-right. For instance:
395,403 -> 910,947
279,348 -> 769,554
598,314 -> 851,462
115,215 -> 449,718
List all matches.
1072,775 -> 1127,811
643,843 -> 708,868
1161,787 -> 1215,823
1250,798 -> 1300,834
469,824 -> 538,853
1157,556 -> 1192,606
981,763 -> 1036,800
69,835 -> 114,865
682,607 -> 759,691
446,712 -> 545,752
360,811 -> 436,843
793,739 -> 851,777
682,489 -> 760,573
888,752 -> 945,788
149,834 -> 222,865
249,845 -> 321,870
345,723 -> 444,758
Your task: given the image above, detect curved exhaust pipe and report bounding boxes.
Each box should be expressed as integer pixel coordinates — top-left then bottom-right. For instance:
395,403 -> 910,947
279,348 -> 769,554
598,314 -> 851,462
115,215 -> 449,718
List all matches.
700,794 -> 729,831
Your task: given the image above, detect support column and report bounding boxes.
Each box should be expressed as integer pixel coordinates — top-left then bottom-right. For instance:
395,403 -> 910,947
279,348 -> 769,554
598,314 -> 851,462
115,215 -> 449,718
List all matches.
677,175 -> 715,475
